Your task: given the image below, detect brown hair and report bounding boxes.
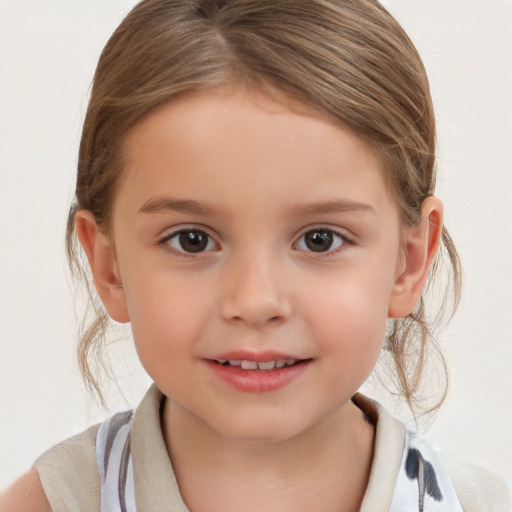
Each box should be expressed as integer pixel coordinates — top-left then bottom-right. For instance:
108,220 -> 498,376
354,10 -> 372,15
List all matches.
66,0 -> 461,413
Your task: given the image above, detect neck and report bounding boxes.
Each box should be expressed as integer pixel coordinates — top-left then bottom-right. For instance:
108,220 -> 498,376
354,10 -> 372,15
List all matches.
162,398 -> 375,512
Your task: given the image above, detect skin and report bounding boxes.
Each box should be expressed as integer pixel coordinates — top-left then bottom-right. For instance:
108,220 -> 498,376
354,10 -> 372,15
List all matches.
0,86 -> 442,512
0,470 -> 51,512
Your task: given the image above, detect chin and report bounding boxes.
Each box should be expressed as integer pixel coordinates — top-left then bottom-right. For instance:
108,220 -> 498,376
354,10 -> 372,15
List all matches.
208,412 -> 314,445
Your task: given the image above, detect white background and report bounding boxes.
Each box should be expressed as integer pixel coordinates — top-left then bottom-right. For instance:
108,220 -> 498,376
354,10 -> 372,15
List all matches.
1,0 -> 511,488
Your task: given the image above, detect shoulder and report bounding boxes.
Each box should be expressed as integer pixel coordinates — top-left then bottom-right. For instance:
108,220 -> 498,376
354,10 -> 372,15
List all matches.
440,450 -> 512,512
31,422 -> 101,512
355,394 -> 512,511
33,422 -> 99,472
0,469 -> 52,512
1,422 -> 101,512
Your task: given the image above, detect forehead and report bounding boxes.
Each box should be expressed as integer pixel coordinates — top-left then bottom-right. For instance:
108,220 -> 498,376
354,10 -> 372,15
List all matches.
116,86 -> 397,220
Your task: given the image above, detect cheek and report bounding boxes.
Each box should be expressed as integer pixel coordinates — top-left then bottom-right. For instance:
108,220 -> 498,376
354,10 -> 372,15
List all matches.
122,271 -> 215,373
317,301 -> 386,395
124,262 -> 212,325
316,295 -> 387,356
303,269 -> 392,369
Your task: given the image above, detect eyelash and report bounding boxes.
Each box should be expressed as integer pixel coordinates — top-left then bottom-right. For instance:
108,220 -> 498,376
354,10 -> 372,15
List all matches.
158,227 -> 351,258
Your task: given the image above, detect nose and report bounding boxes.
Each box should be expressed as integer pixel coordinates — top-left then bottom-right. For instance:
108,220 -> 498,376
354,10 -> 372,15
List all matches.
219,253 -> 292,328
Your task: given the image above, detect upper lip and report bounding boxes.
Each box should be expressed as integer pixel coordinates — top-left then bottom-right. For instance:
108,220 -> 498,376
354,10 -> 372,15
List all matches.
208,350 -> 306,362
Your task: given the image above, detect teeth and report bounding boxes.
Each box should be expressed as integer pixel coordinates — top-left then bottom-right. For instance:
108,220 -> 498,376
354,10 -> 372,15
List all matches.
241,360 -> 258,370
257,361 -> 276,370
219,359 -> 297,370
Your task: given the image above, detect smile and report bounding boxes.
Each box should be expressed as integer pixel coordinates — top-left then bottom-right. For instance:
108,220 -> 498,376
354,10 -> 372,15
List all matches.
207,356 -> 311,392
216,359 -> 299,370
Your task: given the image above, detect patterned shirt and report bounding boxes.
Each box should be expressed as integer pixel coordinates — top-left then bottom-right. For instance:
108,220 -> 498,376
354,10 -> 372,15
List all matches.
96,410 -> 464,512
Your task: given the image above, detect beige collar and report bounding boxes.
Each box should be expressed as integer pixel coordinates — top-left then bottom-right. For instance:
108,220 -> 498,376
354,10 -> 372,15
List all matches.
131,385 -> 406,511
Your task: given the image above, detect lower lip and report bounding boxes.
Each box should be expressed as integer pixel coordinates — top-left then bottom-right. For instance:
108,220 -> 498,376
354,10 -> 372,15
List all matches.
206,360 -> 310,393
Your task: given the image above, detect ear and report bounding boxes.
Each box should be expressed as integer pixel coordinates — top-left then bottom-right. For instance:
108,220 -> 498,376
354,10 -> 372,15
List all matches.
75,210 -> 130,323
388,196 -> 443,318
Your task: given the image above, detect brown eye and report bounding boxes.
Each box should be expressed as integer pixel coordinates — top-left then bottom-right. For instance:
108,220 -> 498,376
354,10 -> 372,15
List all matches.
166,229 -> 215,253
179,231 -> 208,252
297,229 -> 345,253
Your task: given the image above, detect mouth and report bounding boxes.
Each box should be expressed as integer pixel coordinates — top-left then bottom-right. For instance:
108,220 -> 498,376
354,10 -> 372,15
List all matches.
206,355 -> 311,392
214,359 -> 302,371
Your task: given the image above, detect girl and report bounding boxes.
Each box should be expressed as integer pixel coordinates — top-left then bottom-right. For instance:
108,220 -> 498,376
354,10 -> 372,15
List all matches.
1,1 -> 510,510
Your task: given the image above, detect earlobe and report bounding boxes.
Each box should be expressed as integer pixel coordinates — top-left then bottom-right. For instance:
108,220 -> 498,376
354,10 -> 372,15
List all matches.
75,210 -> 130,323
388,196 -> 443,318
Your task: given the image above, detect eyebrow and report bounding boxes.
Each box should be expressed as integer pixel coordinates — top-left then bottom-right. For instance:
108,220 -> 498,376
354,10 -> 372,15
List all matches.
139,197 -> 224,216
289,199 -> 376,216
139,196 -> 376,217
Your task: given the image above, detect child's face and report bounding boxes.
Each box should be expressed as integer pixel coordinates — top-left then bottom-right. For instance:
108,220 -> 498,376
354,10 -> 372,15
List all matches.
108,87 -> 407,441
